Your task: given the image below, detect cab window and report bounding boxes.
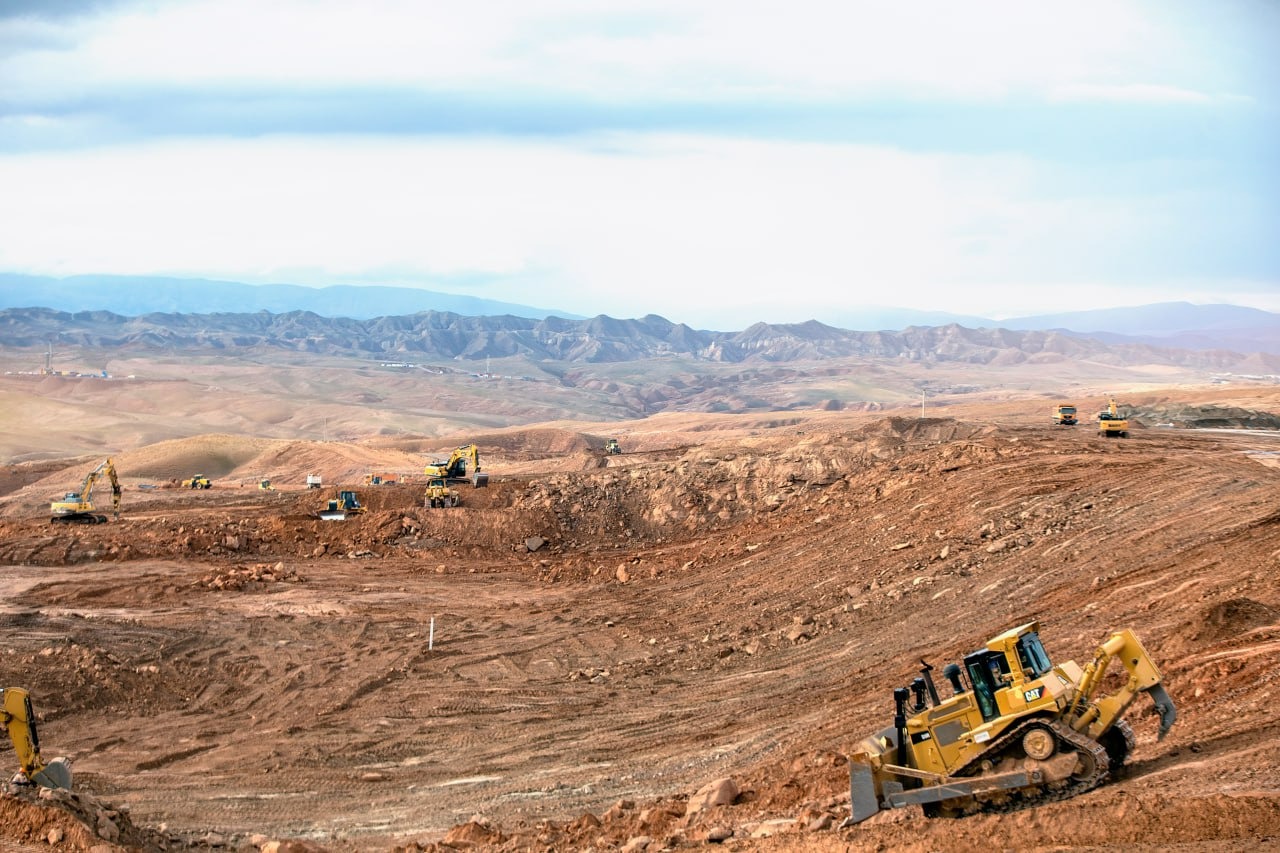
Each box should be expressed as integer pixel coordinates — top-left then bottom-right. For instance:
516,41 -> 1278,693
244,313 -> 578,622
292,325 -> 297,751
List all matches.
1016,632 -> 1053,677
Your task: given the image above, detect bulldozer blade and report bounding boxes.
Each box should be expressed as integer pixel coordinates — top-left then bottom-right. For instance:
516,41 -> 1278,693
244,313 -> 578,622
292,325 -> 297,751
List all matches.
318,510 -> 347,521
1149,683 -> 1177,740
31,757 -> 72,790
844,758 -> 881,826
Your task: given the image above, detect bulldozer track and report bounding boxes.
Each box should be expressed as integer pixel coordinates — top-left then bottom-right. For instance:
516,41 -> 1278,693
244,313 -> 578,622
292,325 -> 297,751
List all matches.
955,719 -> 1112,816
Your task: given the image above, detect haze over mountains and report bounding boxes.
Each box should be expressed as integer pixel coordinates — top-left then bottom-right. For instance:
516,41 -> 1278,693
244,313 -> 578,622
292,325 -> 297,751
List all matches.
2,273 -> 1278,356
5,306 -> 1280,371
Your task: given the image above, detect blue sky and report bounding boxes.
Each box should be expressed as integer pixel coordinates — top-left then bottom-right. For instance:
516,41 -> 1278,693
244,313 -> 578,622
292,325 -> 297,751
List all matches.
1,0 -> 1276,327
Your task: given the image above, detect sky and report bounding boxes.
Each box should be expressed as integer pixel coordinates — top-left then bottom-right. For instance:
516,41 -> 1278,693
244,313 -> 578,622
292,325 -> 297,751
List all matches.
0,0 -> 1277,328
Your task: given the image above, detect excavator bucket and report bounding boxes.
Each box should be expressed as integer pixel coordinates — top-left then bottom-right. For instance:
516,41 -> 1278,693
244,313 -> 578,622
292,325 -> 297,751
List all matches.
472,471 -> 489,488
31,756 -> 72,790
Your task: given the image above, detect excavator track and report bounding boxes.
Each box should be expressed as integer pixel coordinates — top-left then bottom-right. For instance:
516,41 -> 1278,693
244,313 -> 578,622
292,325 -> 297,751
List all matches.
928,719 -> 1112,818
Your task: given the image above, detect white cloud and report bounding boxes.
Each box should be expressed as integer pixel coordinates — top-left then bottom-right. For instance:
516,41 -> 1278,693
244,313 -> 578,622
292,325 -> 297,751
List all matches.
4,132 -> 1230,322
1,0 -> 1213,103
1049,83 -> 1216,104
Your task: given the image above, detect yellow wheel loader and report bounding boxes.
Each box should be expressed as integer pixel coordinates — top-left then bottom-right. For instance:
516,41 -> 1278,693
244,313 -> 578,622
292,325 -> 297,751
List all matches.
844,622 -> 1175,824
2,687 -> 72,790
182,474 -> 212,489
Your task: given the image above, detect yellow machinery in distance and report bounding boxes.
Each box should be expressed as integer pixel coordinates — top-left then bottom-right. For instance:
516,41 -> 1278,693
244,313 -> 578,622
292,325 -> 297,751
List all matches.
319,490 -> 365,521
50,457 -> 120,524
182,474 -> 212,489
2,687 -> 73,789
844,621 -> 1175,824
424,476 -> 460,508
424,444 -> 488,487
1097,397 -> 1129,437
1053,405 -> 1078,426
605,438 -> 622,455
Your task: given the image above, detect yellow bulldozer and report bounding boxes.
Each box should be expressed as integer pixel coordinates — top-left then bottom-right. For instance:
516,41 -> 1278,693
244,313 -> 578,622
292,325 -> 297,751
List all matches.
50,457 -> 121,524
844,622 -> 1175,824
182,474 -> 212,489
2,687 -> 72,789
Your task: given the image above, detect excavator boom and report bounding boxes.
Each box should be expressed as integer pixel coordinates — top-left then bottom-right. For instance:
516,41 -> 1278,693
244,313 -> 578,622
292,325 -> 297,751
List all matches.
1,688 -> 72,789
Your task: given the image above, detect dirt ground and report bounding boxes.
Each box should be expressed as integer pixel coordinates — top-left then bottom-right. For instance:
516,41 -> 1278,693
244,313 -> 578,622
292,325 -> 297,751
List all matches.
2,389 -> 1280,852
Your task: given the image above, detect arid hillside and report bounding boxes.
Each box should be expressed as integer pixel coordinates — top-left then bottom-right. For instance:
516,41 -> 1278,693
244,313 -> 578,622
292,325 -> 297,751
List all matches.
2,383 -> 1279,852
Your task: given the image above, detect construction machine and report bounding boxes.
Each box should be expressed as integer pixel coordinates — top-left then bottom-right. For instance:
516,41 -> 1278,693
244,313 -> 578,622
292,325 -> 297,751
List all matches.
50,458 -> 121,524
365,473 -> 399,486
182,474 -> 212,489
1097,398 -> 1129,438
319,490 -> 365,521
605,438 -> 622,455
2,687 -> 72,790
1053,405 -> 1078,426
259,479 -> 274,490
844,622 -> 1175,825
424,444 -> 488,488
424,476 -> 460,508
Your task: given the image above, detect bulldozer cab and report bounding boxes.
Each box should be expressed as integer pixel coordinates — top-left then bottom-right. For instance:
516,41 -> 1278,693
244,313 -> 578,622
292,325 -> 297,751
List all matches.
962,629 -> 1055,722
963,651 -> 1007,721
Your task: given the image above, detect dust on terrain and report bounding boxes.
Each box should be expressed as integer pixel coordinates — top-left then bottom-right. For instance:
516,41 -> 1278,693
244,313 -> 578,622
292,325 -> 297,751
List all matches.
1,392 -> 1279,851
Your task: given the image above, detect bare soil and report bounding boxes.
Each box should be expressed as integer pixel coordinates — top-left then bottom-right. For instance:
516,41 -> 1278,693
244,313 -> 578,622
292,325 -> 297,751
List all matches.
2,388 -> 1279,852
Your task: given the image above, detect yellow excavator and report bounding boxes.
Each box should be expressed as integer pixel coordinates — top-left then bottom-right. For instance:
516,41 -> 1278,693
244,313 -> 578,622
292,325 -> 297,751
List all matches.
844,622 -> 1175,824
50,457 -> 121,524
1097,397 -> 1129,438
424,444 -> 488,487
2,687 -> 72,789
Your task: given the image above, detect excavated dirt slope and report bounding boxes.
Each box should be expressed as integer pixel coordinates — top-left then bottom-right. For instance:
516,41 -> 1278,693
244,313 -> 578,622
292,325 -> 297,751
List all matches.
2,397 -> 1280,852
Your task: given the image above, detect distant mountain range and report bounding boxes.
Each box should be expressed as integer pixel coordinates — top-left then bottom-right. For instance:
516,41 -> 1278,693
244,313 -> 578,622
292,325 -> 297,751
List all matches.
2,273 -> 1278,354
0,274 -> 580,325
3,307 -> 1277,371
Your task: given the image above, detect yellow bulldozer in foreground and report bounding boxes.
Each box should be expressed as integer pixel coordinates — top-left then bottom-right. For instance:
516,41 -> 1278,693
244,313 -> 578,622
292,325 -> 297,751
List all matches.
2,687 -> 72,789
844,622 -> 1175,824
